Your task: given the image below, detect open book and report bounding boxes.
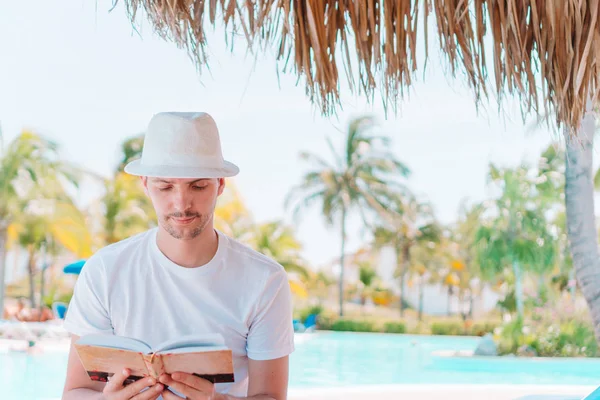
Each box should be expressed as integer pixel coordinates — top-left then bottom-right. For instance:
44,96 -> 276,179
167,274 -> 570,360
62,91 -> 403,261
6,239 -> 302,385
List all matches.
74,333 -> 234,385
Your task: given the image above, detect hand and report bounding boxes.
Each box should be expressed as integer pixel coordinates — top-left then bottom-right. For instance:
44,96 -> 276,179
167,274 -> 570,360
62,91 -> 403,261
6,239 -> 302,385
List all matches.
159,372 -> 223,400
103,368 -> 164,400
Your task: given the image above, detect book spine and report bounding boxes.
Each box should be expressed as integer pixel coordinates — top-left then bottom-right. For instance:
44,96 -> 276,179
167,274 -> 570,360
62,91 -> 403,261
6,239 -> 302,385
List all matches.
142,353 -> 165,379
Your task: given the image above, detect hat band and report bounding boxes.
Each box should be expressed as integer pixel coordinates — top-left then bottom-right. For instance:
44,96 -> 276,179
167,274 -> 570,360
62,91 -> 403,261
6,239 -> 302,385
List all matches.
141,154 -> 224,169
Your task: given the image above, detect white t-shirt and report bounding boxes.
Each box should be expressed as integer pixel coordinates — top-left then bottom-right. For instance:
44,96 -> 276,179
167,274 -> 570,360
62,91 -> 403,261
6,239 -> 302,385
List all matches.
63,228 -> 295,397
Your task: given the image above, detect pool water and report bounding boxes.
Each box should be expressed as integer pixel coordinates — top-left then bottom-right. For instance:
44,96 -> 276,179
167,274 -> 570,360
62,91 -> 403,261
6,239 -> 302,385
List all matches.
3,332 -> 600,399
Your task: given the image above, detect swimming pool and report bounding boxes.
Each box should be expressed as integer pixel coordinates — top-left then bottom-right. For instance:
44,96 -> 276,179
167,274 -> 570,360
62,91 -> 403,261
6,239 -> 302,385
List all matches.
3,332 -> 600,399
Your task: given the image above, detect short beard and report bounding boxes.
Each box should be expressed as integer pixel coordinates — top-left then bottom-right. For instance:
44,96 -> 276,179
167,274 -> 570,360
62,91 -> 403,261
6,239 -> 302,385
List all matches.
161,211 -> 211,240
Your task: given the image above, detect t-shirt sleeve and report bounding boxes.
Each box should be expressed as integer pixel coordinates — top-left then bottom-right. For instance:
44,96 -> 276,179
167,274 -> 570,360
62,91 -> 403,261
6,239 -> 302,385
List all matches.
62,253 -> 113,336
246,269 -> 295,360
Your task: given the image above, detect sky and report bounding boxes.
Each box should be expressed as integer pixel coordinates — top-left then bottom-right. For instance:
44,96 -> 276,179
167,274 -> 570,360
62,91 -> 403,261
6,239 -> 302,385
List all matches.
0,1 -> 593,269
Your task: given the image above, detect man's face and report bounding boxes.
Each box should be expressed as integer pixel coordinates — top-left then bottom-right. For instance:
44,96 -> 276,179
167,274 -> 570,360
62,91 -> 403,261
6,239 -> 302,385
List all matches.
142,177 -> 225,240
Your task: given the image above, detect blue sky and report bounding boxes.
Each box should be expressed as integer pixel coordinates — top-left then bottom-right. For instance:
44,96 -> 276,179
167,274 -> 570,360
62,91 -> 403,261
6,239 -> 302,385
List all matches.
0,1 -> 584,268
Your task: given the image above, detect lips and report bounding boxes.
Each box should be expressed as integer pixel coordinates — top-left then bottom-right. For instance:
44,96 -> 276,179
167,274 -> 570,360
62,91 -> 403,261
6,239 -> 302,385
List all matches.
172,217 -> 195,224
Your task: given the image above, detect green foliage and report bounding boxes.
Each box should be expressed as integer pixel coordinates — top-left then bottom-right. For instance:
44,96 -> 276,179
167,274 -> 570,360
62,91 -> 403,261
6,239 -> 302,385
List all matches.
383,321 -> 406,334
41,281 -> 74,308
116,134 -> 144,173
430,321 -> 466,336
331,319 -> 376,332
497,290 -> 517,313
102,172 -> 156,244
296,304 -> 324,323
250,221 -> 308,279
286,116 -> 410,228
475,163 -> 559,319
551,273 -> 570,292
314,311 -> 336,330
470,321 -> 501,336
358,263 -> 377,288
497,318 -> 598,357
496,317 -> 526,354
533,320 -> 598,357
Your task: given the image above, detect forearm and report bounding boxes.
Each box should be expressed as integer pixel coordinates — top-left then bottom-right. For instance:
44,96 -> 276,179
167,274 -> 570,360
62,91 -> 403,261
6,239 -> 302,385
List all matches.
62,387 -> 104,400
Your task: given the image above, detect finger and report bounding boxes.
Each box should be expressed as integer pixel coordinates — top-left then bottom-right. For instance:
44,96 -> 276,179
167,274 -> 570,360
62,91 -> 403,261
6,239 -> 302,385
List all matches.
158,374 -> 179,391
162,388 -> 185,400
105,369 -> 131,392
159,374 -> 208,400
120,376 -> 157,399
172,372 -> 214,393
160,380 -> 208,400
150,390 -> 165,400
131,384 -> 164,400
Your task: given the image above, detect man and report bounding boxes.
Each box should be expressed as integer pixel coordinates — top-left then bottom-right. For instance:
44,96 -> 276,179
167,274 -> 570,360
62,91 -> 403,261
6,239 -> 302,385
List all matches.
62,112 -> 295,400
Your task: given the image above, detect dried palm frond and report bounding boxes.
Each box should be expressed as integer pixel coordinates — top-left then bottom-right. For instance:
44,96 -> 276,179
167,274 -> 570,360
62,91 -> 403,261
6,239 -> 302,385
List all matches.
121,0 -> 600,132
121,0 -> 252,68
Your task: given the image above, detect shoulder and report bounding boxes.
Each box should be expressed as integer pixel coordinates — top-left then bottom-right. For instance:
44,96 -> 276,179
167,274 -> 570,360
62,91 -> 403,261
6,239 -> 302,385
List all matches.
220,232 -> 286,279
83,229 -> 156,274
219,232 -> 289,293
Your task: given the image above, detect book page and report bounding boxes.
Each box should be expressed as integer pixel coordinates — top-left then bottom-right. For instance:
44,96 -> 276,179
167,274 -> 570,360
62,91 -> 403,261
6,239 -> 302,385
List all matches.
74,345 -> 149,384
160,350 -> 235,383
154,333 -> 225,353
77,334 -> 151,353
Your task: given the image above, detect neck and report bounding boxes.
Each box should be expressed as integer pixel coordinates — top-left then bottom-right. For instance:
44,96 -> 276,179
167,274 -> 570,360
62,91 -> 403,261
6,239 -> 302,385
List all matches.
156,224 -> 219,268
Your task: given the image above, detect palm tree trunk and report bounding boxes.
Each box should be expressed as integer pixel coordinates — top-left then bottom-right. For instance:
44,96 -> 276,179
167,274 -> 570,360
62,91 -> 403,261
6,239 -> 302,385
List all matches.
339,208 -> 347,317
418,275 -> 424,321
27,246 -> 36,310
513,260 -> 524,318
39,265 -> 46,312
569,267 -> 576,302
468,290 -> 474,318
0,224 -> 7,317
564,103 -> 600,342
400,243 -> 410,318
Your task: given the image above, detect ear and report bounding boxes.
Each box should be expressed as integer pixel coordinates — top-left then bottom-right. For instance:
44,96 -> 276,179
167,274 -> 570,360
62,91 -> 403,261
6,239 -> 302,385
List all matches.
140,176 -> 149,196
217,178 -> 226,196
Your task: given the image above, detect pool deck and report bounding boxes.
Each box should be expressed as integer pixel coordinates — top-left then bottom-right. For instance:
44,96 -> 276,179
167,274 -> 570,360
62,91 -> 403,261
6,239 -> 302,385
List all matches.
1,338 -> 597,400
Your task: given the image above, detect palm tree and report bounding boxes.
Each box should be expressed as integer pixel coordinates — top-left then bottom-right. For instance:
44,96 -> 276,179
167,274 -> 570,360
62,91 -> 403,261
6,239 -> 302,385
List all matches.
475,164 -> 557,319
372,196 -> 440,317
529,143 -> 576,301
286,115 -> 410,316
406,242 -> 439,321
214,183 -> 255,241
451,201 -> 485,317
249,221 -> 309,279
305,270 -> 335,307
564,105 -> 600,341
102,172 -> 156,244
8,165 -> 89,310
0,130 -> 78,315
8,200 -> 91,309
99,134 -> 156,245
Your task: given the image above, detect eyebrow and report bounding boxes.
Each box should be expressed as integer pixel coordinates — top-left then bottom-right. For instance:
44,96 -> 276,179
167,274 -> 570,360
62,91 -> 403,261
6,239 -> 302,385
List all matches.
151,179 -> 210,185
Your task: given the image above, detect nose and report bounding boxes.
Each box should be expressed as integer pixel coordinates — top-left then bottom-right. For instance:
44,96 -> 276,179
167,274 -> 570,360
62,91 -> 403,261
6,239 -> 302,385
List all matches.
172,187 -> 193,213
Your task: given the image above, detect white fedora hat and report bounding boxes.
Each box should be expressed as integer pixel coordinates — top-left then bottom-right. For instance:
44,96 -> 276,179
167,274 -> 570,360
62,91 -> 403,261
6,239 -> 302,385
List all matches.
124,112 -> 239,178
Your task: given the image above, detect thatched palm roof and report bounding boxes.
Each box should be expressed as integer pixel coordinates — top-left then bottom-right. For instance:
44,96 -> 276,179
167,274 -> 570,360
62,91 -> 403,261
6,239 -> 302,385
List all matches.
123,1 -> 600,132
